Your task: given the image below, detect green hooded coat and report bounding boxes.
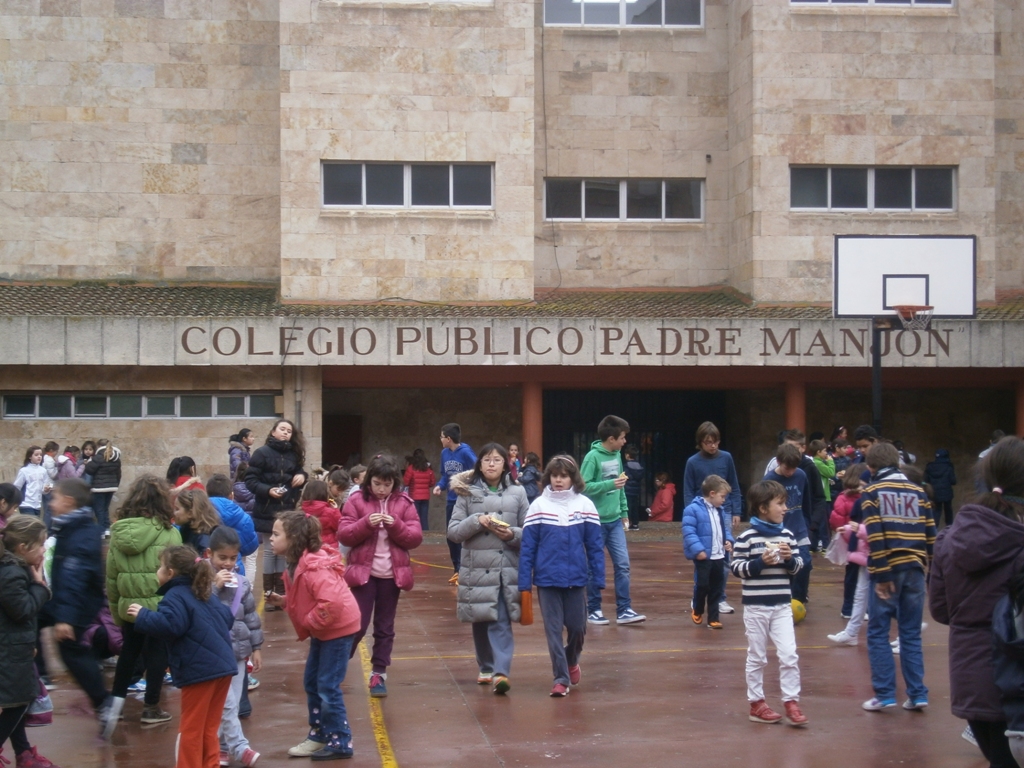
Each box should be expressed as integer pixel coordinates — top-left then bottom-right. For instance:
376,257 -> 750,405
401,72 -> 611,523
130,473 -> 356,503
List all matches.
581,440 -> 628,524
106,516 -> 182,625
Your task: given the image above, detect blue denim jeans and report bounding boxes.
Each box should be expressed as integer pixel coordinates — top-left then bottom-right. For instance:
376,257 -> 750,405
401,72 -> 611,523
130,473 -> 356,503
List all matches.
586,521 -> 632,617
304,634 -> 354,754
91,492 -> 113,531
867,567 -> 927,703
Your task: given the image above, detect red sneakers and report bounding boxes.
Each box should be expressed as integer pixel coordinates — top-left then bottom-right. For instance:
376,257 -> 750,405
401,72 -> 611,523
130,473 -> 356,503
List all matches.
748,700 -> 782,724
568,665 -> 581,685
784,701 -> 808,726
15,747 -> 59,768
550,683 -> 569,697
240,748 -> 260,767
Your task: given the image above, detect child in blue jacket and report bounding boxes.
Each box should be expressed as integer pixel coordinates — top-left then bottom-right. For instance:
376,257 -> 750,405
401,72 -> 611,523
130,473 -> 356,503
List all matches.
683,475 -> 735,629
130,545 -> 236,768
518,455 -> 605,698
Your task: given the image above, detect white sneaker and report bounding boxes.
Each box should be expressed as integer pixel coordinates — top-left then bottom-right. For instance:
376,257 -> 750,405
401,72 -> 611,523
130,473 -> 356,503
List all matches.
616,608 -> 646,625
902,698 -> 928,710
962,725 -> 978,747
891,638 -> 900,655
587,610 -> 610,626
718,601 -> 735,615
288,739 -> 327,757
827,631 -> 858,646
862,697 -> 896,711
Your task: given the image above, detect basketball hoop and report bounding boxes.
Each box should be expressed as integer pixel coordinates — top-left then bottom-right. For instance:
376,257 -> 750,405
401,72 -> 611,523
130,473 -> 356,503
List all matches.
892,305 -> 934,331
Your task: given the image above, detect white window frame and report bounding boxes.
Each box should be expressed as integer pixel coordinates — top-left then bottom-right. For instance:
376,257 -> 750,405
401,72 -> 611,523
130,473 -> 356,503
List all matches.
544,178 -> 704,222
1,394 -> 280,420
323,163 -> 494,210
543,0 -> 704,28
789,166 -> 956,213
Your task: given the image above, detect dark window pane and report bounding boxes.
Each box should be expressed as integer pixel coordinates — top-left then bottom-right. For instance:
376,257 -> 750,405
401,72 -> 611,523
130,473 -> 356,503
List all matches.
3,396 -> 35,417
584,180 -> 619,219
831,167 -> 868,208
875,0 -> 909,4
146,396 -> 175,417
75,396 -> 107,417
583,0 -> 618,25
790,167 -> 827,208
323,163 -> 362,205
545,0 -> 580,23
411,165 -> 449,206
365,164 -> 404,205
627,0 -> 661,25
180,396 -> 212,418
665,0 -> 700,25
665,180 -> 701,219
915,168 -> 953,209
249,395 -> 277,418
874,168 -> 912,209
453,165 -> 491,206
217,396 -> 246,417
38,396 -> 71,418
626,180 -> 662,218
110,396 -> 143,418
546,179 -> 582,218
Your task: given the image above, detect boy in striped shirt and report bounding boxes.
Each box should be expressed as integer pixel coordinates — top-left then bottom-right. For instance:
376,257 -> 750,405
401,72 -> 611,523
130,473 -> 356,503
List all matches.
730,480 -> 807,727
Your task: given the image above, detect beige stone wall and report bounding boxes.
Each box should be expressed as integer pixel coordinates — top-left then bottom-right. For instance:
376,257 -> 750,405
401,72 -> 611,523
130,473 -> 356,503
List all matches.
747,0 -> 998,303
534,1 -> 731,289
278,0 -> 535,303
0,0 -> 281,282
995,0 -> 1024,298
0,366 -> 286,513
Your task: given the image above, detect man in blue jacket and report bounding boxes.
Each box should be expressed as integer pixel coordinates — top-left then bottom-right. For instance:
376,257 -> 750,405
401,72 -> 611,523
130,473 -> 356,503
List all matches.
433,423 -> 477,584
41,478 -> 113,735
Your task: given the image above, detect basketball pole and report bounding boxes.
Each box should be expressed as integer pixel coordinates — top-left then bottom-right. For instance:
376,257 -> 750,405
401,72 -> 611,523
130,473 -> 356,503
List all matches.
871,320 -> 886,435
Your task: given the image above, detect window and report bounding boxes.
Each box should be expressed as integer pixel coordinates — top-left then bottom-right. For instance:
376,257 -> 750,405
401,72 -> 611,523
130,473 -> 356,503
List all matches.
1,395 -> 281,420
545,0 -> 701,26
545,178 -> 703,221
790,167 -> 955,211
323,163 -> 493,209
793,0 -> 949,6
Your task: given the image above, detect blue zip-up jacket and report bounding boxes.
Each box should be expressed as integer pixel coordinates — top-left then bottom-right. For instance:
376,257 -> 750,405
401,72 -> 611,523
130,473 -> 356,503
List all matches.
623,460 -> 644,498
209,496 -> 260,575
681,498 -> 735,561
518,487 -> 605,591
436,443 -> 477,503
44,507 -> 103,628
682,450 -> 743,519
764,469 -> 811,549
134,576 -> 236,688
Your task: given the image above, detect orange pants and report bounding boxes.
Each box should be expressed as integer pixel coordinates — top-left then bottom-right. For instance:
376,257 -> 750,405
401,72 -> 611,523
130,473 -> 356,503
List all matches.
177,676 -> 232,768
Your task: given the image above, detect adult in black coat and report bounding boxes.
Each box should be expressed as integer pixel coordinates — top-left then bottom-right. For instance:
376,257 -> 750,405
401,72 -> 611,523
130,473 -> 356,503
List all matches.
929,437 -> 1024,768
925,449 -> 958,526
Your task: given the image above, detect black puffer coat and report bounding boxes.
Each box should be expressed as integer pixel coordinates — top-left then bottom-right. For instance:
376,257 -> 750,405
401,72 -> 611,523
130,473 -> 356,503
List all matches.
0,552 -> 51,707
245,438 -> 305,533
85,446 -> 122,493
925,450 -> 957,502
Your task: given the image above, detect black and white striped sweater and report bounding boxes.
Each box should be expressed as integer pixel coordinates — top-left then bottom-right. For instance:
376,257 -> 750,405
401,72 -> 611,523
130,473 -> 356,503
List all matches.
729,527 -> 804,606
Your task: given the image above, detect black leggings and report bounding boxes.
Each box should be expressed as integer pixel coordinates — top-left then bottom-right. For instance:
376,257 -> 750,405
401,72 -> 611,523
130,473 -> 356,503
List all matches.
113,620 -> 168,705
968,720 -> 1018,768
0,705 -> 32,756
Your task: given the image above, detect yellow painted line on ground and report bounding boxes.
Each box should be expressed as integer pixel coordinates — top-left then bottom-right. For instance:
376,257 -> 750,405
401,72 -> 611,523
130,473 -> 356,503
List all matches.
358,643 -> 399,768
410,558 -> 453,570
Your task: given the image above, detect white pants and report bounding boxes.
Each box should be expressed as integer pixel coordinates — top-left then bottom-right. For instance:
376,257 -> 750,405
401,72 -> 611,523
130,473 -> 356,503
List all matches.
219,660 -> 250,760
743,603 -> 801,703
843,566 -> 870,639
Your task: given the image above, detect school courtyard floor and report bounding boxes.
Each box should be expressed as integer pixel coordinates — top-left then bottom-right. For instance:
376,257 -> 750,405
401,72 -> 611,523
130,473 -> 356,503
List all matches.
36,533 -> 986,768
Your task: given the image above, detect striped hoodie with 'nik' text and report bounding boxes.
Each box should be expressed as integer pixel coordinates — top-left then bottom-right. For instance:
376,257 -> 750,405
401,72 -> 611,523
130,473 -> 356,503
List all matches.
730,525 -> 804,606
862,466 -> 935,583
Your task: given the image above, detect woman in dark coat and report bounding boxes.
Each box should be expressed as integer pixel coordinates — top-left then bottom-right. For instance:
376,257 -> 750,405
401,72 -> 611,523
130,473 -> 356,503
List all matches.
245,419 -> 307,599
929,437 -> 1024,768
0,516 -> 54,766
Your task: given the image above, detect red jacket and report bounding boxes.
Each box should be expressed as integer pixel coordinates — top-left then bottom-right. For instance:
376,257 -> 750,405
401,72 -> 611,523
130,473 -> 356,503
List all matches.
403,466 -> 436,501
282,547 -> 362,642
339,490 -> 423,591
302,499 -> 341,548
829,490 -> 860,530
648,483 -> 676,522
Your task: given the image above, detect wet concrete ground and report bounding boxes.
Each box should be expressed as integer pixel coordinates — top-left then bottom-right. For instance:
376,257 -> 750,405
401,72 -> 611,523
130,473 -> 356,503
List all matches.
31,535 -> 987,767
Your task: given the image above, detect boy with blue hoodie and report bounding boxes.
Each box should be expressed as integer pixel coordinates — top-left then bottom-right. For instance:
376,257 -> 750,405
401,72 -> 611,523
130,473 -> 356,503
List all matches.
683,475 -> 735,629
764,444 -> 813,605
205,474 -> 260,577
433,423 -> 477,584
581,415 -> 646,626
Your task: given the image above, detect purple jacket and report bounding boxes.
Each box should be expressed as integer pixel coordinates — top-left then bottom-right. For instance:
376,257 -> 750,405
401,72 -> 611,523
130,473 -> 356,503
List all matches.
929,504 -> 1024,721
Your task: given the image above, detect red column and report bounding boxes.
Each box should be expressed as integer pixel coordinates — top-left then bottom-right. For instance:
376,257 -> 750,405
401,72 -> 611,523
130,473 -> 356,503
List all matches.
785,379 -> 806,434
522,380 -> 543,461
1017,381 -> 1024,438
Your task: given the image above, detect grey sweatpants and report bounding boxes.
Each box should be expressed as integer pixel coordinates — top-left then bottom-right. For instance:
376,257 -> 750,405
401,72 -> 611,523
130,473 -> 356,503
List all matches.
537,586 -> 587,686
472,591 -> 515,678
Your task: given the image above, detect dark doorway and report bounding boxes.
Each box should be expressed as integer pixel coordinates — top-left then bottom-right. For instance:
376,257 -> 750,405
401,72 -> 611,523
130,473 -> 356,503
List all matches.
322,414 -> 362,470
543,389 -> 728,519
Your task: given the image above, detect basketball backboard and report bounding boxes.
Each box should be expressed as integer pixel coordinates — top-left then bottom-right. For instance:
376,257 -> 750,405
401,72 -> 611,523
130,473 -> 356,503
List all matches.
833,235 -> 976,318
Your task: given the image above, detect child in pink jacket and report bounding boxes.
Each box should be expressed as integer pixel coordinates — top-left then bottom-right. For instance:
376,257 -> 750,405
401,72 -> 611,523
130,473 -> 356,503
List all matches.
338,454 -> 423,699
827,470 -> 870,647
301,480 -> 341,549
267,510 -> 361,761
